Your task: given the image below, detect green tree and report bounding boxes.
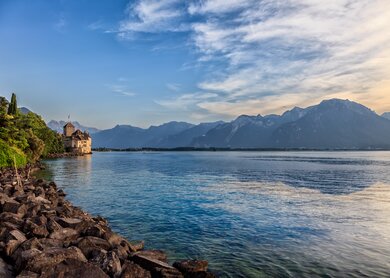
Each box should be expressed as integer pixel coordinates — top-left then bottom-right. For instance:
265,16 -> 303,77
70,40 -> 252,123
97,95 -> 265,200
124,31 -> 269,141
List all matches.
0,97 -> 8,115
7,93 -> 17,115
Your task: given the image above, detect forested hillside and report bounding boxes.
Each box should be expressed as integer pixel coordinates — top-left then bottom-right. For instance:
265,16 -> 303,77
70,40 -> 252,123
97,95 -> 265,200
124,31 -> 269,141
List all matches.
0,93 -> 64,167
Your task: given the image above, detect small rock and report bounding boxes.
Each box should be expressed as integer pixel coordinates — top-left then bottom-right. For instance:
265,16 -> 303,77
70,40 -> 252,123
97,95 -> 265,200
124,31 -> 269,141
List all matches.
49,228 -> 79,241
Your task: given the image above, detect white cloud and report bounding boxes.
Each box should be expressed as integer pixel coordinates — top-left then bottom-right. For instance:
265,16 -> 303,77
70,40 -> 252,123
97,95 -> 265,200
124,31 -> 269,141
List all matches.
119,0 -> 187,35
121,0 -> 390,118
189,0 -> 390,116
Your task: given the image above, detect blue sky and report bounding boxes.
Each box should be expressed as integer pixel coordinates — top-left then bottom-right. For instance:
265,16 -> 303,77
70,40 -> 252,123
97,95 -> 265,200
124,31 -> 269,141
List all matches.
1,0 -> 389,129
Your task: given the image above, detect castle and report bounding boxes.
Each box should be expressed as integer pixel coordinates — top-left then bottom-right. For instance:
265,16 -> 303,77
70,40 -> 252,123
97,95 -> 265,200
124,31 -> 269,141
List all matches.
63,122 -> 92,154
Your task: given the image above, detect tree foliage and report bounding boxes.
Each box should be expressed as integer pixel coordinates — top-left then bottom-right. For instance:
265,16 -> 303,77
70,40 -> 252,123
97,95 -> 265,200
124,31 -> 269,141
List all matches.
0,94 -> 64,167
7,93 -> 17,115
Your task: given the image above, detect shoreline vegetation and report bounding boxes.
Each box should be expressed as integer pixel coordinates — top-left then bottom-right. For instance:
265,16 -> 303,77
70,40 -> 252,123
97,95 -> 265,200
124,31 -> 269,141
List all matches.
0,94 -> 64,168
0,164 -> 216,278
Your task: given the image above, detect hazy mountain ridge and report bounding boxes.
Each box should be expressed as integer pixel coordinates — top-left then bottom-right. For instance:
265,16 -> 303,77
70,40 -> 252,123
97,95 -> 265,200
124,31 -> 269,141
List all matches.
382,112 -> 390,120
47,120 -> 100,134
91,99 -> 390,149
270,99 -> 390,148
92,121 -> 198,148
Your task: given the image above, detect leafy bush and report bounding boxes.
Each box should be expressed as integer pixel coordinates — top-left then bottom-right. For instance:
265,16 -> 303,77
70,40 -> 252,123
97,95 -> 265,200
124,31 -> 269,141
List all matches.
0,140 -> 27,168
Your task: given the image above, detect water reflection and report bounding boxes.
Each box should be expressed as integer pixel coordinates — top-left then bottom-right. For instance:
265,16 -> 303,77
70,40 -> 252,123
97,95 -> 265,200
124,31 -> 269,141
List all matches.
40,151 -> 390,277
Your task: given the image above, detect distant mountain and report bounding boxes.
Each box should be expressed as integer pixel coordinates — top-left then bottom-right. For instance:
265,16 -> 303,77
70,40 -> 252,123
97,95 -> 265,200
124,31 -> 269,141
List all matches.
47,120 -> 100,134
192,99 -> 390,149
91,99 -> 390,150
19,107 -> 32,114
156,121 -> 224,148
382,112 -> 390,120
191,107 -> 309,148
92,121 -> 195,148
270,99 -> 390,149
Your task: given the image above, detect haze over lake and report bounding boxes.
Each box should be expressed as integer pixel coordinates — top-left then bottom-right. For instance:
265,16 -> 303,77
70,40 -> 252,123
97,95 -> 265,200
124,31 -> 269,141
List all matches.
40,151 -> 390,278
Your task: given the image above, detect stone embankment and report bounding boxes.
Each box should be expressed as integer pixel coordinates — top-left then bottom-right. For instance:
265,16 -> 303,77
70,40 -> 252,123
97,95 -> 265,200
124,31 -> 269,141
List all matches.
45,153 -> 89,159
0,166 -> 216,277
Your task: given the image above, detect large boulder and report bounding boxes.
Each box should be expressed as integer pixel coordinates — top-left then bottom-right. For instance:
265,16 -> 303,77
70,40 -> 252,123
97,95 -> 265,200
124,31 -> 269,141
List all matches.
49,228 -> 79,242
0,212 -> 24,229
24,246 -> 87,273
76,236 -> 111,258
92,250 -> 122,278
173,260 -> 208,273
130,254 -> 177,273
4,229 -> 27,256
120,261 -> 151,278
39,258 -> 109,278
133,250 -> 168,263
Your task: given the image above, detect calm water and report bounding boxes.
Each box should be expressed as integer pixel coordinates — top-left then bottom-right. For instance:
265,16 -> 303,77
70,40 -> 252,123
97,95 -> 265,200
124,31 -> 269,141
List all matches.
39,151 -> 390,277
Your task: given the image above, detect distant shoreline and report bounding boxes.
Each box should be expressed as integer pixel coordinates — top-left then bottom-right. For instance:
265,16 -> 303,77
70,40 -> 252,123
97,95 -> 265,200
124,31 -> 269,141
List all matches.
92,147 -> 390,152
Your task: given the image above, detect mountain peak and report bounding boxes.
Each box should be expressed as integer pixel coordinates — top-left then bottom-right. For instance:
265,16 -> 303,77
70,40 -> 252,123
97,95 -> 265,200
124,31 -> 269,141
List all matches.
382,112 -> 390,120
318,98 -> 374,116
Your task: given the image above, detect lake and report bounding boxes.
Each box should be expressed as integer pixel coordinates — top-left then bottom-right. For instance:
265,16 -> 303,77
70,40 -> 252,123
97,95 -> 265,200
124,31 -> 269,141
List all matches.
39,151 -> 390,277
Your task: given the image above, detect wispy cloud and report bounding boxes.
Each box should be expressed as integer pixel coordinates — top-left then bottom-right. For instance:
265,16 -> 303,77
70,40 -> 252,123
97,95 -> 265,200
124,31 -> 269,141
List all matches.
120,0 -> 390,118
107,84 -> 136,97
118,0 -> 188,38
155,92 -> 217,110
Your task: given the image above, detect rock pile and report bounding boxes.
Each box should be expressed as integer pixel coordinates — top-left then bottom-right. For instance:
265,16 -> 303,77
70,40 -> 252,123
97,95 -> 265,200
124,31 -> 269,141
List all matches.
0,166 -> 216,278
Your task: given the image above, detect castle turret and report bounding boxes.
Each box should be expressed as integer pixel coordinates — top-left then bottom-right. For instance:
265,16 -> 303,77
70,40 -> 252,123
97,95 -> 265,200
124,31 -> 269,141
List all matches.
63,122 -> 75,137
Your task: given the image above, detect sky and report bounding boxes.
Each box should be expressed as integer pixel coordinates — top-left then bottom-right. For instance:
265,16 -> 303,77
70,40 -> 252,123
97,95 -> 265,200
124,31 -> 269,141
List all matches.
0,0 -> 389,129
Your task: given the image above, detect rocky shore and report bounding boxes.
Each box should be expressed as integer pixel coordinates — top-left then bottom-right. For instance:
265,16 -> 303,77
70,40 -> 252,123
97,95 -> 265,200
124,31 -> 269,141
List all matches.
0,165 -> 216,277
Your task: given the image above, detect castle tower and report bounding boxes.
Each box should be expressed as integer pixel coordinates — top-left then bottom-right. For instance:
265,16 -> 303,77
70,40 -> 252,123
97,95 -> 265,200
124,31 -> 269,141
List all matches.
63,122 -> 75,137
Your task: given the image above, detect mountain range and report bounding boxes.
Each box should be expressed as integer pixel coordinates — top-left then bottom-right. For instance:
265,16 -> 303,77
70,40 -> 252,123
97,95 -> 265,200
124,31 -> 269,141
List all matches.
49,99 -> 390,149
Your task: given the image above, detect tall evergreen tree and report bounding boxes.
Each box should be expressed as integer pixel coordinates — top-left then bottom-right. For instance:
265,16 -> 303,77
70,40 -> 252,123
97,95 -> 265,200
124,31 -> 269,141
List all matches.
7,93 -> 17,115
